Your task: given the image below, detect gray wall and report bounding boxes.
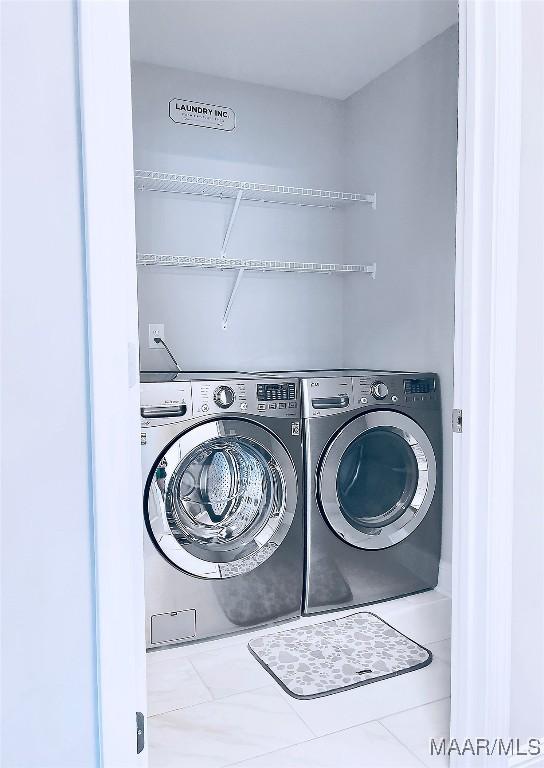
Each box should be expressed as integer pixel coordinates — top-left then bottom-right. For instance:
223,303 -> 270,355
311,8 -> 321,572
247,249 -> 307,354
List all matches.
133,63 -> 346,372
342,26 -> 458,587
1,2 -> 98,765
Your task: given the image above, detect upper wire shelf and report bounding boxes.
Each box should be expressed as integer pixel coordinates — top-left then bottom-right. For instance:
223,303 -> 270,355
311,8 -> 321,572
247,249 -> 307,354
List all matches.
134,170 -> 376,209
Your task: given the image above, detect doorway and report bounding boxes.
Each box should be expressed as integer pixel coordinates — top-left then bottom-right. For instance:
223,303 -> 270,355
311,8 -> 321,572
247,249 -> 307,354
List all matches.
129,3 -> 457,765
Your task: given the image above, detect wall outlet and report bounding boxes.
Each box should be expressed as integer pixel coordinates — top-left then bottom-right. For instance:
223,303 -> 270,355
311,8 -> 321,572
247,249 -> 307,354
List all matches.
148,323 -> 165,349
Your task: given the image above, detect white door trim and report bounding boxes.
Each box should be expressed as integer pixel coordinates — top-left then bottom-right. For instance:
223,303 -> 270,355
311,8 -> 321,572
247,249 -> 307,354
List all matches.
77,1 -> 147,765
451,1 -> 522,762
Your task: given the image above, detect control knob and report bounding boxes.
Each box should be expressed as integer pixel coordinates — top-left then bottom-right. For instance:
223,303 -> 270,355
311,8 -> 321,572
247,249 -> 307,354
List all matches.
371,381 -> 389,400
213,385 -> 235,409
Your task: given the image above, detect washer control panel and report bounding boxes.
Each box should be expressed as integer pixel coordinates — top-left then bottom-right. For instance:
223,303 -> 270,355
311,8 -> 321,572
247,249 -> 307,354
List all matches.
213,385 -> 236,409
140,382 -> 192,426
192,378 -> 300,417
257,381 -> 297,402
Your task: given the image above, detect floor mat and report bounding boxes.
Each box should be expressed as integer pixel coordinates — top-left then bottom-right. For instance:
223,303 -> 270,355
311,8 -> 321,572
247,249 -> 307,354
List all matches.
248,611 -> 432,699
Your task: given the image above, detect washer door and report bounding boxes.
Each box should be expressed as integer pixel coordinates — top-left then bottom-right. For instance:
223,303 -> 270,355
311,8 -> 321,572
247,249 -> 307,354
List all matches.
144,419 -> 296,578
318,411 -> 436,550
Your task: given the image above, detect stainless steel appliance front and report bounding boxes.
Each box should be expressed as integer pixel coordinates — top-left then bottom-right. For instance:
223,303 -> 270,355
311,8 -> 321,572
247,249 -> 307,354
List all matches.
141,374 -> 304,647
299,370 -> 442,614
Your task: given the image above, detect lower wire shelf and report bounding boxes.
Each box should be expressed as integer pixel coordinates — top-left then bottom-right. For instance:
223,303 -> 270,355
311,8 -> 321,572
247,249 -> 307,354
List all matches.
136,253 -> 376,275
136,253 -> 377,328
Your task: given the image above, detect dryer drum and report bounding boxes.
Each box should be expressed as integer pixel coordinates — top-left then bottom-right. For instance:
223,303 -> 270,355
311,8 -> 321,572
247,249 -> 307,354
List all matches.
318,411 -> 436,551
336,427 -> 419,530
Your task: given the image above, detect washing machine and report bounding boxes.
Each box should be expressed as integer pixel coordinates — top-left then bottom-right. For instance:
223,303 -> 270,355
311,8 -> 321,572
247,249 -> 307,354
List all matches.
140,372 -> 304,648
300,371 -> 442,614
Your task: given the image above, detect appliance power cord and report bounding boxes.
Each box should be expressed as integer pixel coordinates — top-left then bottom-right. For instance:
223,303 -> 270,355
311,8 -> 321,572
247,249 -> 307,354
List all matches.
154,337 -> 182,372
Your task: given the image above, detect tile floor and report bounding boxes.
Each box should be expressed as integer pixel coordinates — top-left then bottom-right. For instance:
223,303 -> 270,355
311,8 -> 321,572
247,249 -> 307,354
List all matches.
147,590 -> 451,767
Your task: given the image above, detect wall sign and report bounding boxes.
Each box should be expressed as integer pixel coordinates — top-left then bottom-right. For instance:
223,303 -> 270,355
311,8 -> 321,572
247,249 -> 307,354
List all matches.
169,99 -> 236,131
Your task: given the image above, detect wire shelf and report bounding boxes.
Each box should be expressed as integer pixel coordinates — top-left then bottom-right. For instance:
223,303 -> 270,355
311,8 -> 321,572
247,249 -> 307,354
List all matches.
136,253 -> 376,275
134,170 -> 376,209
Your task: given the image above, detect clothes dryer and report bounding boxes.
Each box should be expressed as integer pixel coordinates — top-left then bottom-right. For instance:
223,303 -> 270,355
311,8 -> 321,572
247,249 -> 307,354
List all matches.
300,371 -> 442,614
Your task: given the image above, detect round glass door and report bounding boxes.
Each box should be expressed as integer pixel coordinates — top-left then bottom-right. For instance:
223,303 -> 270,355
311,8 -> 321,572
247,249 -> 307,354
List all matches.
318,412 -> 436,550
144,419 -> 296,578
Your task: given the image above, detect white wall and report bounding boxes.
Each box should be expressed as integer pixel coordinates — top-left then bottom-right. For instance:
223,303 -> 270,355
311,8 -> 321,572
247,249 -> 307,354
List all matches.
342,26 -> 458,588
132,62 -> 347,372
509,0 -> 544,743
0,2 -> 98,766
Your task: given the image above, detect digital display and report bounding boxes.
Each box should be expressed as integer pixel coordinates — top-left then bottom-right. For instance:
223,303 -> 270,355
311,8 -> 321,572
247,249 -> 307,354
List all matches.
404,378 -> 435,394
257,382 -> 297,401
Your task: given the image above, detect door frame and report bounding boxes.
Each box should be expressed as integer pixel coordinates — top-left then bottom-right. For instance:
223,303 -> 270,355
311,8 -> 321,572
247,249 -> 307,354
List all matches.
77,1 -> 147,765
450,1 -> 522,764
77,1 -> 526,765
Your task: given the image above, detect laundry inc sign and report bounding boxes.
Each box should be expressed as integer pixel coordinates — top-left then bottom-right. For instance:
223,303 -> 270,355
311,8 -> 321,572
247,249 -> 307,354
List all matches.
169,99 -> 236,131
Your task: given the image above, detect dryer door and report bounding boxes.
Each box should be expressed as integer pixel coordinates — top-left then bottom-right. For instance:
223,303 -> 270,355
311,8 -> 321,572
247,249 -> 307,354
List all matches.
318,411 -> 436,550
144,419 -> 296,578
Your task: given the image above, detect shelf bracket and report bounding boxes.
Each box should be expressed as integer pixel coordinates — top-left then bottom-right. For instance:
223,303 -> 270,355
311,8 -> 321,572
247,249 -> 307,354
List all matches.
220,190 -> 243,257
222,268 -> 245,329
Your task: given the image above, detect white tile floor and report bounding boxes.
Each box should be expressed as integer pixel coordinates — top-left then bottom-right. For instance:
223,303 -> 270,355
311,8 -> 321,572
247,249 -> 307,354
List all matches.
147,590 -> 451,768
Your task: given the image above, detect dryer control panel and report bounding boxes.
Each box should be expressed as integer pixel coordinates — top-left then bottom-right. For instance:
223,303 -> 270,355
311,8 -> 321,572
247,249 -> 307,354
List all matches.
192,378 -> 300,418
302,372 -> 439,417
302,376 -> 353,418
353,373 -> 439,408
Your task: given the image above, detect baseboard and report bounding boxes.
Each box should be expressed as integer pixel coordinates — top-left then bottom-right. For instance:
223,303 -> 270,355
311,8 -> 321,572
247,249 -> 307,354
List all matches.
437,559 -> 452,597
